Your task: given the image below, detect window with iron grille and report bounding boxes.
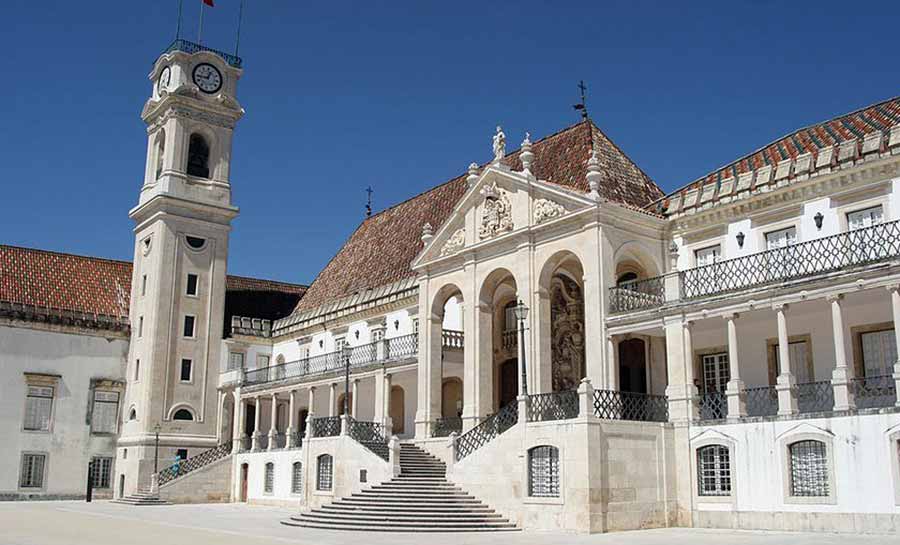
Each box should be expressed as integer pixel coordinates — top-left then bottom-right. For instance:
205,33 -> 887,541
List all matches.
291,462 -> 303,494
789,440 -> 829,497
24,386 -> 53,431
264,462 -> 275,494
696,445 -> 731,496
317,454 -> 333,491
91,391 -> 119,434
90,457 -> 112,488
527,446 -> 560,497
19,453 -> 45,488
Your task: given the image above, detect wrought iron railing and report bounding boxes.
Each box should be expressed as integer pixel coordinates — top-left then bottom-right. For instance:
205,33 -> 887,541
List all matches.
527,391 -> 579,422
386,333 -> 418,359
442,329 -> 464,350
682,220 -> 900,300
310,416 -> 341,438
256,434 -> 269,450
592,389 -> 668,422
744,386 -> 778,417
432,417 -> 463,438
347,417 -> 389,461
698,392 -> 728,421
271,432 -> 286,449
609,277 -> 667,313
455,403 -> 519,461
158,441 -> 232,486
853,375 -> 896,409
796,380 -> 834,413
162,38 -> 243,68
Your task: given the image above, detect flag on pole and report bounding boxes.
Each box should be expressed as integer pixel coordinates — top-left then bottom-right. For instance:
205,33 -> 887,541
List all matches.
202,0 -> 214,6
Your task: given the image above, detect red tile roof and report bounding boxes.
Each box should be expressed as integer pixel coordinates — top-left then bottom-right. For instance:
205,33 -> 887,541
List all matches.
654,95 -> 900,214
0,244 -> 306,330
294,120 -> 664,313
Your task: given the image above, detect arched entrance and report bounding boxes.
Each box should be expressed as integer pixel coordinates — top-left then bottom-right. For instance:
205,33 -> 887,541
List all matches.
538,250 -> 587,394
441,377 -> 463,418
478,267 -> 519,413
619,338 -> 648,393
390,386 -> 405,434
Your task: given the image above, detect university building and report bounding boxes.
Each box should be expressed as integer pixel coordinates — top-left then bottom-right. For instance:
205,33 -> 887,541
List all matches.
3,38 -> 900,534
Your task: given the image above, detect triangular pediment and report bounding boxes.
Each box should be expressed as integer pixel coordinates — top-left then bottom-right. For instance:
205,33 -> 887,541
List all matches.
413,163 -> 596,267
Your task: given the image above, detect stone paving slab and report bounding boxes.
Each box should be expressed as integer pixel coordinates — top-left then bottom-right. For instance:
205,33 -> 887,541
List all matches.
1,501 -> 899,545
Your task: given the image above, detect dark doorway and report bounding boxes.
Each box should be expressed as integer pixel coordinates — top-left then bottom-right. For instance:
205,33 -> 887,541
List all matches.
118,474 -> 125,498
499,359 -> 519,408
245,403 -> 256,436
619,338 -> 648,394
298,409 -> 309,437
240,463 -> 249,502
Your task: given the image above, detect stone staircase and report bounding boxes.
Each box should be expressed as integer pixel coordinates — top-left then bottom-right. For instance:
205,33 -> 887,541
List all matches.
111,484 -> 169,506
283,443 -> 517,532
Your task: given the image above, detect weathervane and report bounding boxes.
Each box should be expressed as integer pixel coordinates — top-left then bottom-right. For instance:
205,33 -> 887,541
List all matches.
365,186 -> 374,218
573,80 -> 589,120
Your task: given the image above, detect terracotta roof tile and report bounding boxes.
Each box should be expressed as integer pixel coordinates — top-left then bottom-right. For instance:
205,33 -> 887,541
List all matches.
294,119 -> 664,313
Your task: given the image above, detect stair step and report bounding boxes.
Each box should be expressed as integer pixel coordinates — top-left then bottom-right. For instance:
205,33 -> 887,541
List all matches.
284,518 -> 518,531
323,505 -> 495,514
336,498 -> 483,506
301,512 -> 506,522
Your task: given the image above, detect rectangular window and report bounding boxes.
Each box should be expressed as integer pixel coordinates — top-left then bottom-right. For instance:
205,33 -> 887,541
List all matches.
861,330 -> 897,377
90,457 -> 112,488
264,463 -> 275,494
138,316 -> 144,338
134,359 -> 140,382
847,205 -> 883,230
180,359 -> 193,382
186,273 -> 199,296
774,340 -> 811,383
701,353 -> 729,394
256,355 -> 270,369
183,315 -> 195,338
291,462 -> 303,494
697,445 -> 732,496
766,226 -> 797,250
335,338 -> 346,354
91,391 -> 119,434
141,275 -> 147,296
789,440 -> 829,497
176,449 -> 188,460
24,386 -> 53,431
19,454 -> 45,488
694,245 -> 721,267
317,455 -> 333,491
228,352 -> 245,371
504,305 -> 518,332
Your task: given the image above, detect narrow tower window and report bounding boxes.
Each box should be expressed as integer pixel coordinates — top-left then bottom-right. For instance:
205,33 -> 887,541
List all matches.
154,129 -> 166,180
186,133 -> 210,178
186,273 -> 199,296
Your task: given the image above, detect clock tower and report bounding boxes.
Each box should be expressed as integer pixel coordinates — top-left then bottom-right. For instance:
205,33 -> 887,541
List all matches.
116,41 -> 243,497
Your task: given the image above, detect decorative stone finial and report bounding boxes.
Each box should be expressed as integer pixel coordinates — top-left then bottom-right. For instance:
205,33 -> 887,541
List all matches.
421,222 -> 434,245
492,126 -> 506,163
520,132 -> 534,175
586,149 -> 602,201
467,162 -> 479,188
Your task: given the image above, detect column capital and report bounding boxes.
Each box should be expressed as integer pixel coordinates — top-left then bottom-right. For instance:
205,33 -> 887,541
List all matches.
826,293 -> 844,303
887,284 -> 900,293
773,302 -> 789,313
722,312 -> 739,321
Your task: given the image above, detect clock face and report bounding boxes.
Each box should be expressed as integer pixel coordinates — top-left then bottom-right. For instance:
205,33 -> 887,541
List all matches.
192,63 -> 222,94
157,66 -> 171,94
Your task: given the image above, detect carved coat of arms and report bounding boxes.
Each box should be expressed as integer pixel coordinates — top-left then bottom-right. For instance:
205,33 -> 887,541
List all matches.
478,182 -> 513,239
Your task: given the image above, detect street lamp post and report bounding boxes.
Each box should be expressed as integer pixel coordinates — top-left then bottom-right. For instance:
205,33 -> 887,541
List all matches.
152,423 -> 162,474
342,343 -> 353,417
514,299 -> 530,396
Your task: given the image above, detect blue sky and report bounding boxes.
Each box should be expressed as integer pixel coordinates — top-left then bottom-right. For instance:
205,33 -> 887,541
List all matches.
1,1 -> 898,285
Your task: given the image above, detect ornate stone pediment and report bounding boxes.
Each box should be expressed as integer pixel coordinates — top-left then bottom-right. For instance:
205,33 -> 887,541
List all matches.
478,181 -> 513,240
533,198 -> 566,225
440,228 -> 466,257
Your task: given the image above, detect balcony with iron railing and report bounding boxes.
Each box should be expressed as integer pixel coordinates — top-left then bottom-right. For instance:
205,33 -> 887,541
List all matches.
610,220 -> 900,314
161,39 -> 242,68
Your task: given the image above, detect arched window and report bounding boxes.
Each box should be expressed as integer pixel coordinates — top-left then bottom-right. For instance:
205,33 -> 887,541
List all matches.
186,133 -> 210,178
316,454 -> 333,491
528,445 -> 559,497
696,445 -> 731,496
789,440 -> 829,497
154,129 -> 166,180
291,462 -> 303,494
172,408 -> 194,421
128,408 -> 137,421
264,462 -> 275,494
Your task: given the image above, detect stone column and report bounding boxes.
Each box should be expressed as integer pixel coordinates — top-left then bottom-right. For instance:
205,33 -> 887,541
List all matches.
374,368 -> 386,423
216,390 -> 225,443
268,393 -> 278,450
775,304 -> 798,415
889,286 -> 900,407
606,335 -> 618,392
287,389 -> 297,447
383,373 -> 394,436
583,270 -> 605,389
329,383 -> 337,417
664,316 -> 692,423
532,288 -> 553,394
232,389 -> 243,454
682,321 -> 699,420
307,386 -> 316,418
252,395 -> 262,450
351,378 -> 359,417
415,287 -> 443,438
828,294 -> 855,411
724,313 -> 746,419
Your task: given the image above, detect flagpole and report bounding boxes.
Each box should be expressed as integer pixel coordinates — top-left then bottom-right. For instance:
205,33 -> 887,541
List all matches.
175,0 -> 184,40
234,0 -> 245,56
197,0 -> 205,45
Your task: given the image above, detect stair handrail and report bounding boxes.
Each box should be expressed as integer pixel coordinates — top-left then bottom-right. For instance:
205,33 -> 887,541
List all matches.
454,402 -> 518,461
347,416 -> 389,461
157,440 -> 232,486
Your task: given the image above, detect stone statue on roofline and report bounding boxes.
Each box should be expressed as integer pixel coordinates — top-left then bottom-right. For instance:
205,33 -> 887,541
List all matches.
492,126 -> 506,163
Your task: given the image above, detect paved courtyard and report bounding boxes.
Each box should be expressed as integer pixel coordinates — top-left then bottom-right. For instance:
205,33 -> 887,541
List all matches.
1,502 -> 899,545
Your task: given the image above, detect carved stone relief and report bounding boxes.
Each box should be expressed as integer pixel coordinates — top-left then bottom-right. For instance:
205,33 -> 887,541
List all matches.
551,274 -> 585,392
533,199 -> 566,225
478,182 -> 513,240
440,228 -> 466,257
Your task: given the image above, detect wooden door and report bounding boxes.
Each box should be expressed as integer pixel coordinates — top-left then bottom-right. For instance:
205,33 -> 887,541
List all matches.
390,386 -> 405,434
500,359 -> 518,408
